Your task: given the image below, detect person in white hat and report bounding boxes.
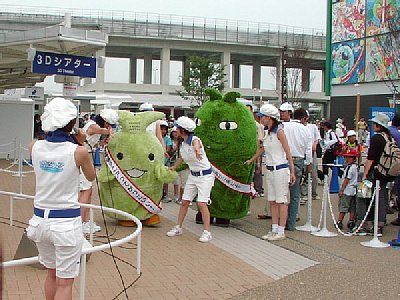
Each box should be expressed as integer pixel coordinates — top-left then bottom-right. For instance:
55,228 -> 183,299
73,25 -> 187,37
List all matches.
27,97 -> 95,300
139,102 -> 164,147
343,129 -> 362,165
279,102 -> 294,122
167,116 -> 214,243
79,108 -> 119,234
361,112 -> 392,236
246,104 -> 295,241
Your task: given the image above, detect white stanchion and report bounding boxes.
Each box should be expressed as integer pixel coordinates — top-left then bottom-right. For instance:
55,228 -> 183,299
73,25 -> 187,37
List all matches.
311,175 -> 337,237
361,180 -> 389,248
296,172 -> 318,232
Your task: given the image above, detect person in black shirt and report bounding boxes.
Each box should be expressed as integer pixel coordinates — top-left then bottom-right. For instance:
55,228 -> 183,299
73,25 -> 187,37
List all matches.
362,113 -> 391,236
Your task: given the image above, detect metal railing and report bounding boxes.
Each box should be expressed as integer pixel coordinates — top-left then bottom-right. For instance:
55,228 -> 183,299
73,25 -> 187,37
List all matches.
0,5 -> 326,50
1,190 -> 142,300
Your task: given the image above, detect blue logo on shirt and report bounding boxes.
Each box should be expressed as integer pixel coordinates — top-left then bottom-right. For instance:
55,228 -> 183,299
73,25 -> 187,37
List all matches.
39,160 -> 64,173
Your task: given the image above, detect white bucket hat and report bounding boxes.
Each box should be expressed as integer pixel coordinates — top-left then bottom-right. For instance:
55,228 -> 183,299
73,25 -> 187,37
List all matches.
237,98 -> 253,108
139,102 -> 154,111
347,130 -> 356,137
257,104 -> 280,121
159,120 -> 169,127
176,116 -> 196,132
100,109 -> 119,125
279,102 -> 294,112
41,97 -> 77,132
369,113 -> 390,129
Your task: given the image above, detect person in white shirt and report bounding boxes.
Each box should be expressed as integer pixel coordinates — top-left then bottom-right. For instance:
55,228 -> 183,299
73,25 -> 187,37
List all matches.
301,111 -> 322,201
167,116 -> 215,243
27,97 -> 95,300
279,104 -> 312,231
79,109 -> 118,234
246,104 -> 295,241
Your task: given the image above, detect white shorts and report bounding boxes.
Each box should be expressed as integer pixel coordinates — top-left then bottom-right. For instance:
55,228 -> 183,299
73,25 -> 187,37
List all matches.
26,215 -> 83,278
265,168 -> 290,204
175,169 -> 189,186
79,173 -> 92,191
182,173 -> 215,203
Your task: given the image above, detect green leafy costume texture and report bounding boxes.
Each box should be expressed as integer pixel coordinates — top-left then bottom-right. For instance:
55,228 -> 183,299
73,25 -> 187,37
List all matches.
98,111 -> 177,221
195,90 -> 257,219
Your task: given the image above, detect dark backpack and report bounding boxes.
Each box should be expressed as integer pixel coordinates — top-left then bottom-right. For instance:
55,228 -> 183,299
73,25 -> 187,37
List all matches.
375,133 -> 400,179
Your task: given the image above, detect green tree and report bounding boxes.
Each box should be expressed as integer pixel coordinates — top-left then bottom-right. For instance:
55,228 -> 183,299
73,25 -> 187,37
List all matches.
180,56 -> 226,107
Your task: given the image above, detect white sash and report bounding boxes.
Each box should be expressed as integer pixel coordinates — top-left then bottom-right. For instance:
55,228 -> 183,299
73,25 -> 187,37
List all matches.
211,163 -> 256,196
104,146 -> 161,214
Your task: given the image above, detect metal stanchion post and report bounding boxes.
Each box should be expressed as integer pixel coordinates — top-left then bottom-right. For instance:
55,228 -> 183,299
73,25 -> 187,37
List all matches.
361,180 -> 389,248
296,173 -> 318,232
311,175 -> 337,237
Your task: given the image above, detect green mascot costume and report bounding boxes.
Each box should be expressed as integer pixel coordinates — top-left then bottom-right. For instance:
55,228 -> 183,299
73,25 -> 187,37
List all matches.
98,110 -> 177,226
194,89 -> 258,226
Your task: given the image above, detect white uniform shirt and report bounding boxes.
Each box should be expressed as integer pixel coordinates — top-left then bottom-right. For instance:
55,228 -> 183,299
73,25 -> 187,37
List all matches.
32,140 -> 80,209
180,135 -> 211,171
282,120 -> 312,165
83,120 -> 101,148
263,127 -> 287,165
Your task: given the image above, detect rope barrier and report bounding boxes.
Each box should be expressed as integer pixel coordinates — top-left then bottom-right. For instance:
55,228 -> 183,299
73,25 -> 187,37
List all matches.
327,187 -> 376,236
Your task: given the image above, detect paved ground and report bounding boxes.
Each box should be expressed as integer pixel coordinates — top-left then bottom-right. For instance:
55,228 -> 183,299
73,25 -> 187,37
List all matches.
1,159 -> 400,299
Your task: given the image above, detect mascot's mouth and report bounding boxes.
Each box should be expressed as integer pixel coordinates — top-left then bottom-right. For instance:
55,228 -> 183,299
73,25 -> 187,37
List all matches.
125,168 -> 147,178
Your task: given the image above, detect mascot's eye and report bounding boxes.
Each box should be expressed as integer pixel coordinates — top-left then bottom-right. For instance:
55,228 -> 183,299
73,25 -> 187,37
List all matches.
195,118 -> 201,126
116,152 -> 123,160
148,153 -> 155,161
219,121 -> 238,130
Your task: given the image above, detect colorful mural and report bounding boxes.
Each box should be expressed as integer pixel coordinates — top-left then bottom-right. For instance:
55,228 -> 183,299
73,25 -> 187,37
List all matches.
332,0 -> 366,42
366,0 -> 400,36
365,35 -> 400,81
331,39 -> 366,84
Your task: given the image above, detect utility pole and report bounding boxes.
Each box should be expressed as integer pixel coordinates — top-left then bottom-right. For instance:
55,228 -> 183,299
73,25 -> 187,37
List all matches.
281,46 -> 288,103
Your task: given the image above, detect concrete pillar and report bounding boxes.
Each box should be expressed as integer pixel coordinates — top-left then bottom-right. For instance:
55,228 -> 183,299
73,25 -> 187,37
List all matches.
160,47 -> 170,86
275,57 -> 281,96
143,53 -> 152,84
232,63 -> 240,88
80,100 -> 91,113
95,48 -> 105,92
252,60 -> 261,89
130,56 -> 137,84
302,67 -> 310,92
169,107 -> 174,118
221,50 -> 231,90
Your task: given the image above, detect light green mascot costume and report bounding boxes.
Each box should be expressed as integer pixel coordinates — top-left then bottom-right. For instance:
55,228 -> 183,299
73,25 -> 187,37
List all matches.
98,110 -> 177,226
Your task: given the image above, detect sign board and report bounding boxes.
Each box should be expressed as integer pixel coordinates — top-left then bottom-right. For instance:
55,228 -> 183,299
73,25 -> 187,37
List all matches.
25,86 -> 44,101
369,106 -> 395,136
32,51 -> 96,78
3,89 -> 22,100
63,83 -> 78,97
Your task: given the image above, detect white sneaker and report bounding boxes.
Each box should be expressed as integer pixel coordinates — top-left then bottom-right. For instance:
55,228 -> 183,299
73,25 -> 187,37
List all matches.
173,196 -> 180,203
261,231 -> 276,240
162,196 -> 171,203
199,230 -> 212,242
268,232 -> 286,241
167,225 -> 183,237
312,195 -> 321,200
82,221 -> 101,234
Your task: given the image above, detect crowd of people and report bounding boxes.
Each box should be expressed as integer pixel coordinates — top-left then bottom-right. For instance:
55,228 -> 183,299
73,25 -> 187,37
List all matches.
27,96 -> 400,299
